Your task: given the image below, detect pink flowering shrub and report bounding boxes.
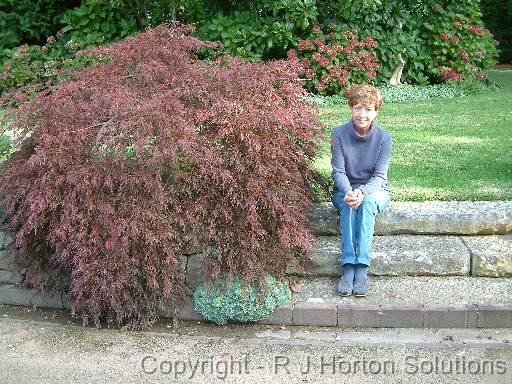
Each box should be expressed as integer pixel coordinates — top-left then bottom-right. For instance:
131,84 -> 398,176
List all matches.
424,1 -> 498,83
290,23 -> 380,95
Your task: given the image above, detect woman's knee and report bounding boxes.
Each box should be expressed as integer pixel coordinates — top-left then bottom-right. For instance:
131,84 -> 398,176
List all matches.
362,190 -> 391,214
360,196 -> 378,215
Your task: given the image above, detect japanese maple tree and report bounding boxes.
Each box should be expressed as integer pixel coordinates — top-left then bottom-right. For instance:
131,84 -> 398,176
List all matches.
0,25 -> 323,328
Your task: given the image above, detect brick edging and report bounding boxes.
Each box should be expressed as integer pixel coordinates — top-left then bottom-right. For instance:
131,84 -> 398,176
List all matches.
1,286 -> 511,328
176,302 -> 512,328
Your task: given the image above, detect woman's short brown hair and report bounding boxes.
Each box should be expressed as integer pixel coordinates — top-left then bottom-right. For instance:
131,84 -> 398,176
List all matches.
345,84 -> 383,111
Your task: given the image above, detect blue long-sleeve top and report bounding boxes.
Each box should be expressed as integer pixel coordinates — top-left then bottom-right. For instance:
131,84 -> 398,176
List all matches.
331,119 -> 392,196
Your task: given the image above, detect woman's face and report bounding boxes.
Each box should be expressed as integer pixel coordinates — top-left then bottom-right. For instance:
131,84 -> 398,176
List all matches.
351,102 -> 378,133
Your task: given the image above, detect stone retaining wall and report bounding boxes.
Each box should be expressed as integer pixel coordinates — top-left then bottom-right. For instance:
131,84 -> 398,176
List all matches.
1,200 -> 512,315
0,224 -> 210,310
2,226 -> 512,312
0,225 -> 67,309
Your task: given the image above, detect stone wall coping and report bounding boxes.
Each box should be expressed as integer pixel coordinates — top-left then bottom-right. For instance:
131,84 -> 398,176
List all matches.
309,200 -> 512,236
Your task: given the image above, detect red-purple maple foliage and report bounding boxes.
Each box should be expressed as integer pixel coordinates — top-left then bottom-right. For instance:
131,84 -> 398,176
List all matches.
0,25 -> 324,329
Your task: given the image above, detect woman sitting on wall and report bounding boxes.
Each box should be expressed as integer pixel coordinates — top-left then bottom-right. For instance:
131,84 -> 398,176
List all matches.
331,84 -> 392,297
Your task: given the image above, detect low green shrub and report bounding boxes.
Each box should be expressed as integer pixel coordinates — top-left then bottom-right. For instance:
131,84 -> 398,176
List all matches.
196,0 -> 318,61
0,0 -> 80,65
0,37 -> 107,107
379,81 -> 490,102
0,134 -> 15,162
308,80 -> 492,106
193,275 -> 291,325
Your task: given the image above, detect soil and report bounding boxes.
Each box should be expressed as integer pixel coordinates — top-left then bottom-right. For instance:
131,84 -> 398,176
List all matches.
494,64 -> 512,69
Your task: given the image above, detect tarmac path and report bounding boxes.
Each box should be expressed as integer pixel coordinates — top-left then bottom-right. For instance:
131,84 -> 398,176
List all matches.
1,305 -> 512,384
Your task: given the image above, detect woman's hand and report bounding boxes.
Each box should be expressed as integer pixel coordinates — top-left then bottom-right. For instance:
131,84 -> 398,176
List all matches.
343,189 -> 364,209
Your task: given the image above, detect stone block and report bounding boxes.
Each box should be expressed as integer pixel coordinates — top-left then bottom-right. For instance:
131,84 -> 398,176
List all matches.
0,209 -> 8,225
175,301 -> 205,322
0,250 -> 16,270
423,304 -> 469,328
161,295 -> 204,322
371,235 -> 470,276
287,237 -> 341,277
0,269 -> 23,285
257,303 -> 293,325
61,293 -> 71,309
292,302 -> 337,326
466,236 -> 512,277
380,304 -> 423,328
0,284 -> 64,309
307,202 -> 339,236
338,303 -> 380,328
177,236 -> 206,256
308,201 -> 512,237
178,255 -> 187,272
0,230 -> 14,251
477,304 -> 512,328
186,252 -> 206,290
288,235 -> 471,278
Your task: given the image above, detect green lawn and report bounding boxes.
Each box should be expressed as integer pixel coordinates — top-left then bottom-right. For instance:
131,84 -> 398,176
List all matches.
314,69 -> 512,201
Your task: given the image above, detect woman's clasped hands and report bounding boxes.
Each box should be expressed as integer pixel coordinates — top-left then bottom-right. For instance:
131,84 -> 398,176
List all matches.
343,188 -> 364,209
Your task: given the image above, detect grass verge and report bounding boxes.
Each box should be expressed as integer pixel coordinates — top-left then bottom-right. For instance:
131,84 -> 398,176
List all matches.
314,69 -> 512,202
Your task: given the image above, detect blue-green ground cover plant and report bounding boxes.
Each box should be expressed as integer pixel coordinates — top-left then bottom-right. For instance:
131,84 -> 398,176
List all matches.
193,275 -> 291,325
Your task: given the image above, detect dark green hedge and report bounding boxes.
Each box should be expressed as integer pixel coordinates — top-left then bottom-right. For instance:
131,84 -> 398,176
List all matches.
0,0 -> 80,62
481,0 -> 512,63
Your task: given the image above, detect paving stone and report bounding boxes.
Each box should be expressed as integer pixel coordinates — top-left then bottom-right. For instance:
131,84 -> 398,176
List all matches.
465,235 -> 512,277
467,304 -> 479,328
423,304 -> 469,328
338,303 -> 380,328
308,201 -> 512,236
380,304 -> 423,328
477,304 -> 512,328
292,302 -> 337,326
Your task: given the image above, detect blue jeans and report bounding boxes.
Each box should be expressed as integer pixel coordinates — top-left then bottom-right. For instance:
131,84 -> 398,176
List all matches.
332,189 -> 391,266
